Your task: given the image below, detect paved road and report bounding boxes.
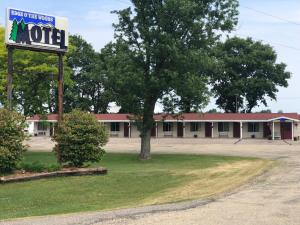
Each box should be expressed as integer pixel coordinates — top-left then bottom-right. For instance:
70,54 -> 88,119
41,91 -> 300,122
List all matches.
3,138 -> 300,225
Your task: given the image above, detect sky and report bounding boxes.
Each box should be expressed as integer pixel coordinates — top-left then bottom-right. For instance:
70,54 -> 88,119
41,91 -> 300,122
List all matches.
0,0 -> 299,113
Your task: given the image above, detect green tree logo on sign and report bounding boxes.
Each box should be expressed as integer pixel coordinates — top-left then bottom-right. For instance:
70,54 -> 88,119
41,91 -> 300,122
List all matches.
9,19 -> 26,42
9,19 -> 18,42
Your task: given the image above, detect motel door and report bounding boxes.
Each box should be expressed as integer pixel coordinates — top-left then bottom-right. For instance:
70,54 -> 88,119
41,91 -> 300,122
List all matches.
50,123 -> 54,137
177,122 -> 184,137
263,122 -> 271,138
124,122 -> 130,137
205,122 -> 212,138
151,123 -> 156,137
280,122 -> 292,140
233,122 -> 240,138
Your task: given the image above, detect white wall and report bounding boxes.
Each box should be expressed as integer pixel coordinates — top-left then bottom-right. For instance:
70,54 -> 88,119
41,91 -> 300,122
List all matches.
212,122 -> 233,138
242,122 -> 264,139
273,122 -> 281,138
130,123 -> 140,138
184,122 -> 205,138
157,122 -> 178,138
33,122 -> 50,136
294,123 -> 300,138
27,121 -> 35,135
105,122 -> 125,138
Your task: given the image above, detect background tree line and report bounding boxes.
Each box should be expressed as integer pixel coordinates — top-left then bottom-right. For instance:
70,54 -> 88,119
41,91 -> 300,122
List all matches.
0,29 -> 290,117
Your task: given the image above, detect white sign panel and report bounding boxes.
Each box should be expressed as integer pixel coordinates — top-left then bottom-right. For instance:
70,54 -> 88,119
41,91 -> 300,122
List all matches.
5,8 -> 69,52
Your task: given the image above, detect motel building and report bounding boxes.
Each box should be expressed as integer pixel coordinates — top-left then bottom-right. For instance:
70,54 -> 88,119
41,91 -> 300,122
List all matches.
26,113 -> 300,141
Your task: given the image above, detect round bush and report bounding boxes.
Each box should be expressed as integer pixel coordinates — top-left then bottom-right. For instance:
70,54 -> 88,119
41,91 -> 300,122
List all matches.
53,110 -> 108,167
0,109 -> 27,172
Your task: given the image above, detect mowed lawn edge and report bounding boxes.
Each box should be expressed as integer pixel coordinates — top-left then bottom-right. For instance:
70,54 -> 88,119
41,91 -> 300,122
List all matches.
0,152 -> 275,220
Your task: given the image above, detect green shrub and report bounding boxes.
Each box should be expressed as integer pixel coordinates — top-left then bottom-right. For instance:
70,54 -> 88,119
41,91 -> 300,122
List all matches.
0,109 -> 27,173
53,110 -> 108,167
20,161 -> 45,173
46,164 -> 61,172
17,161 -> 61,173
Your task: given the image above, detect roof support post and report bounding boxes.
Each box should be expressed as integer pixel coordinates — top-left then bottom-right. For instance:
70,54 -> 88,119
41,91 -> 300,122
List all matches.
156,122 -> 158,138
240,121 -> 243,139
129,122 -> 131,138
183,121 -> 186,138
52,123 -> 55,136
272,121 -> 275,140
292,121 -> 294,141
211,122 -> 214,138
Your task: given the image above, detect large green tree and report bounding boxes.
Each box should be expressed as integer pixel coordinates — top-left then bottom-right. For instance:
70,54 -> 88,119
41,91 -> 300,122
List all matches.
161,74 -> 210,113
211,37 -> 291,113
104,0 -> 239,159
65,35 -> 111,113
12,50 -> 67,115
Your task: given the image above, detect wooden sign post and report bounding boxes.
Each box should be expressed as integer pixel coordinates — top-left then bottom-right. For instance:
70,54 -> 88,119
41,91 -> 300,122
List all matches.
7,46 -> 13,110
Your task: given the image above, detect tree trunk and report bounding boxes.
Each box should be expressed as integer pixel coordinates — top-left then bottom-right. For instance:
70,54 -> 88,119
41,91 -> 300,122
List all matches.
140,129 -> 151,160
139,97 -> 156,160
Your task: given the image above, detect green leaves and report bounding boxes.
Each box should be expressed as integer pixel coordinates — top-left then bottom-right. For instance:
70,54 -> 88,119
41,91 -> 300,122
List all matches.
0,109 -> 27,173
211,37 -> 291,112
12,49 -> 64,115
64,35 -> 112,113
108,0 -> 239,115
53,110 -> 108,167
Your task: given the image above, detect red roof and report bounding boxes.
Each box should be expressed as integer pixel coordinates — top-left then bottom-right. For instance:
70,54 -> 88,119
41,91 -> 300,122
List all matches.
94,114 -> 131,121
27,113 -> 299,122
27,113 -> 132,121
27,114 -> 58,121
156,113 -> 300,121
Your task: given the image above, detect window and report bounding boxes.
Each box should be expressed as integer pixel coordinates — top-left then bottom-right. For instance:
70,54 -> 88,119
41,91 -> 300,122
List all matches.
248,123 -> 259,132
37,122 -> 47,131
190,122 -> 200,132
163,122 -> 172,132
111,122 -> 120,132
218,122 -> 229,132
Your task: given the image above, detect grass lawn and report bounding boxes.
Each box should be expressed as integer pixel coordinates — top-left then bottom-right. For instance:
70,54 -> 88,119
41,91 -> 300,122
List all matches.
0,152 -> 273,220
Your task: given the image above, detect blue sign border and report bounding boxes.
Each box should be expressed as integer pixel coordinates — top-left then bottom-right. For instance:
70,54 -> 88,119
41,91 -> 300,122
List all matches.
9,9 -> 55,27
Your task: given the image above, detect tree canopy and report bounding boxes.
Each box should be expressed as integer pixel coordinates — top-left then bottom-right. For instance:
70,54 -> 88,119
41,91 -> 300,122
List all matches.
0,28 -> 111,115
12,49 -> 70,115
64,35 -> 112,113
211,37 -> 291,113
103,0 -> 239,159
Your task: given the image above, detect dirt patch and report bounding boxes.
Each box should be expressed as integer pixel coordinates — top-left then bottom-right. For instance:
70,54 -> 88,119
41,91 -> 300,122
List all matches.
0,167 -> 107,184
142,160 -> 274,205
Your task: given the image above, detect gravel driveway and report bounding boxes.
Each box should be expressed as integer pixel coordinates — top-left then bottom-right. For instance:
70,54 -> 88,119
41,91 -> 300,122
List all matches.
3,138 -> 300,225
